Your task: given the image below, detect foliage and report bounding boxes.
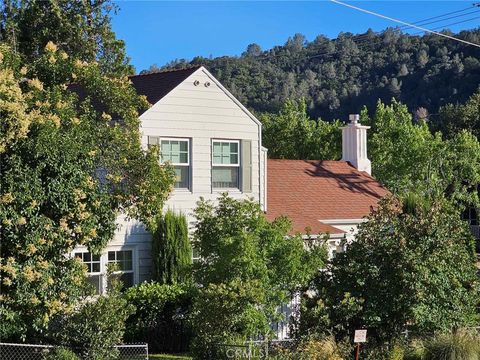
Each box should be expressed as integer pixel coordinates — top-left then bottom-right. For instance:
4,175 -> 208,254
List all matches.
124,281 -> 193,354
152,210 -> 192,285
44,347 -> 81,360
0,0 -> 133,76
0,42 -> 174,340
260,98 -> 342,160
437,89 -> 480,139
300,196 -> 479,345
149,29 -> 480,127
190,194 -> 327,358
423,330 -> 480,360
365,99 -> 480,210
48,275 -> 134,360
295,337 -> 350,360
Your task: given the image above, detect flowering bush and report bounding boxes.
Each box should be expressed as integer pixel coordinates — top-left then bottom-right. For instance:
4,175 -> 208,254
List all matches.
0,42 -> 174,341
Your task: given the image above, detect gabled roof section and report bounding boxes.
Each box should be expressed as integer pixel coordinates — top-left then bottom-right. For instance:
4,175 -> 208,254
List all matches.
266,159 -> 389,236
129,66 -> 201,114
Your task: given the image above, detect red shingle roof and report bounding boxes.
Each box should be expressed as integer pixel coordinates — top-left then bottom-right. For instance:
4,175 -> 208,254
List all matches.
266,159 -> 389,235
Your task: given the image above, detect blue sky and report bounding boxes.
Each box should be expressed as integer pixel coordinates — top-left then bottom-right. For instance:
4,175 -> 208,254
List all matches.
111,1 -> 480,73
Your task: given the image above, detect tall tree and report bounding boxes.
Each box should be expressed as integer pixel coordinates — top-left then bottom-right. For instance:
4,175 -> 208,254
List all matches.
300,195 -> 479,345
0,43 -> 174,340
366,99 -> 480,210
152,210 -> 192,285
260,99 -> 342,160
437,89 -> 480,140
190,195 -> 327,358
0,0 -> 133,75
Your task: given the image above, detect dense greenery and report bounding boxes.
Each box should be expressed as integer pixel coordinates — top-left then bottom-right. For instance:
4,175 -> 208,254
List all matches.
146,29 -> 480,125
299,196 -> 479,348
365,98 -> 480,209
0,41 -> 174,340
0,0 -> 133,75
261,99 -> 342,160
152,210 -> 192,285
190,195 -> 327,358
48,275 -> 134,360
125,282 -> 193,354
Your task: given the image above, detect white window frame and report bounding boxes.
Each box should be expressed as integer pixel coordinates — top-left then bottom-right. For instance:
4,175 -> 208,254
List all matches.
160,137 -> 191,191
211,139 -> 241,190
72,246 -> 138,294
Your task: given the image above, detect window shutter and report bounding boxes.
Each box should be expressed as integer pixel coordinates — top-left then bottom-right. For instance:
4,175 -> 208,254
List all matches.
147,136 -> 159,149
241,139 -> 252,193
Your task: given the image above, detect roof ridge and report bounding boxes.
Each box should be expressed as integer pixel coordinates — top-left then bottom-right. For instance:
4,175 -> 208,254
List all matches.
130,65 -> 202,78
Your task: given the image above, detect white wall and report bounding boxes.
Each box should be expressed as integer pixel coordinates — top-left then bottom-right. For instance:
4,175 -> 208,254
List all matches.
112,67 -> 264,283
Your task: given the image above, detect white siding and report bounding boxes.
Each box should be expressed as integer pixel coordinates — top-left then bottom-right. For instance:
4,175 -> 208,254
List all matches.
140,68 -> 262,218
101,67 -> 264,285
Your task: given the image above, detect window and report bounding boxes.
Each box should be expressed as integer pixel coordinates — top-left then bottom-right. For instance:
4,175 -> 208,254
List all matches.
75,252 -> 102,294
212,140 -> 240,189
74,249 -> 136,294
107,250 -> 134,289
160,139 -> 190,189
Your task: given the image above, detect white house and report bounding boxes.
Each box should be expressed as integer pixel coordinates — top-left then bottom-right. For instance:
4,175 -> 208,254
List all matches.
72,66 -> 388,299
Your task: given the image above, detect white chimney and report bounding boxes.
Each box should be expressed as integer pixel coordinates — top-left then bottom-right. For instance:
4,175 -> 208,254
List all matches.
342,114 -> 371,175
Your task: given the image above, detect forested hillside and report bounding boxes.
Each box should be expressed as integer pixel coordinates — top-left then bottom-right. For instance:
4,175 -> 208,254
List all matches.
143,28 -> 480,122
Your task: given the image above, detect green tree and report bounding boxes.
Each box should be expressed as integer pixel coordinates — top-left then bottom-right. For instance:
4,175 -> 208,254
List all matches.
190,195 -> 327,357
366,99 -> 480,209
0,43 -> 174,340
152,210 -> 192,285
300,196 -> 479,345
0,0 -> 132,75
437,89 -> 480,140
261,99 -> 342,160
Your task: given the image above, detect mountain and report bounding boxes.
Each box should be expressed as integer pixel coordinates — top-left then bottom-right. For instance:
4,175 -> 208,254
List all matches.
142,28 -> 480,122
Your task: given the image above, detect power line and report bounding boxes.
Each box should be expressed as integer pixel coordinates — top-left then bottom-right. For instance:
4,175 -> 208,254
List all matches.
401,9 -> 480,30
399,5 -> 475,29
331,0 -> 480,48
411,15 -> 480,35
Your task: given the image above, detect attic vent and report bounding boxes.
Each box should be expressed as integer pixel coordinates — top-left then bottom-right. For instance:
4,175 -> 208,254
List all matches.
204,81 -> 211,88
193,80 -> 200,86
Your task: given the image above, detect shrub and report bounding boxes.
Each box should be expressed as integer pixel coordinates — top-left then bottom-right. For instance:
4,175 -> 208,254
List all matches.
43,348 -> 80,360
423,330 -> 480,360
124,281 -> 193,354
152,210 -> 192,284
297,337 -> 349,360
49,276 -> 134,360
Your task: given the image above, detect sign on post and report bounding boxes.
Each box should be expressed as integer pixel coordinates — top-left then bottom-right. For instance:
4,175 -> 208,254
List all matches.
354,329 -> 367,343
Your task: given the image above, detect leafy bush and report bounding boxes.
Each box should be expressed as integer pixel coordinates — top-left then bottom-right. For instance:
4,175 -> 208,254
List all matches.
124,281 -> 193,354
49,277 -> 134,360
43,348 -> 80,360
423,331 -> 480,360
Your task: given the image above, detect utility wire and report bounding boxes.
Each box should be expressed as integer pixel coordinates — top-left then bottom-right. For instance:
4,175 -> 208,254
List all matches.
401,9 -> 480,30
399,5 -> 475,29
411,16 -> 480,35
331,0 -> 480,48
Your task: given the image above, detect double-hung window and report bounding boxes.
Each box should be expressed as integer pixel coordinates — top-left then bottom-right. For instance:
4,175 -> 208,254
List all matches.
160,138 -> 190,189
212,140 -> 240,189
75,252 -> 102,294
107,250 -> 134,289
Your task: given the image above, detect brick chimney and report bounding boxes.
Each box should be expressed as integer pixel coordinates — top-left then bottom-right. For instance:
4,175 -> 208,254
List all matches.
342,114 -> 371,175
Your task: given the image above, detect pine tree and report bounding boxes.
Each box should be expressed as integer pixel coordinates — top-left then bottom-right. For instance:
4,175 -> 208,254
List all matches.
152,210 -> 192,284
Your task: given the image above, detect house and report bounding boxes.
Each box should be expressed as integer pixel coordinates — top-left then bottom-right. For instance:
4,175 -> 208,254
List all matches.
72,66 -> 388,295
